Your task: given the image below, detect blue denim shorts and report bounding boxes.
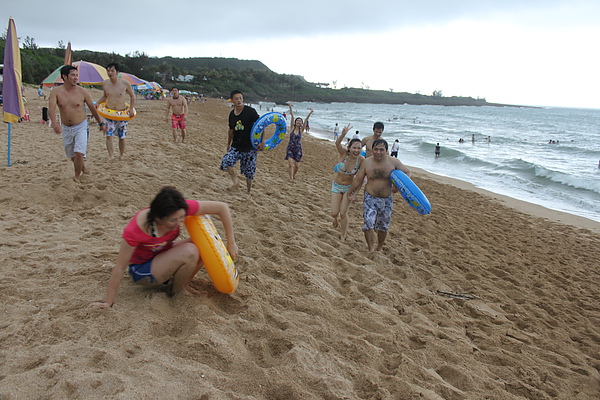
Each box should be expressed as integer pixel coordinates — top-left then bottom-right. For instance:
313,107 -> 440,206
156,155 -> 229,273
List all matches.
128,260 -> 156,284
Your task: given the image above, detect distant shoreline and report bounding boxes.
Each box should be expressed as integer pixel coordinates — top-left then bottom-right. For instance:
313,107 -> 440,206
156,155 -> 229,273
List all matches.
270,99 -> 538,108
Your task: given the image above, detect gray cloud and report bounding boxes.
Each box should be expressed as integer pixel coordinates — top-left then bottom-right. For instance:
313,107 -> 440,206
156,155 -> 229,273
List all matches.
4,0 -> 588,54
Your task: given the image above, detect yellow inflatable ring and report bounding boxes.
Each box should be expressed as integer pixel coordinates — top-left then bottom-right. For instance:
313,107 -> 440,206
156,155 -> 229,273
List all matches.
97,101 -> 136,121
185,215 -> 239,294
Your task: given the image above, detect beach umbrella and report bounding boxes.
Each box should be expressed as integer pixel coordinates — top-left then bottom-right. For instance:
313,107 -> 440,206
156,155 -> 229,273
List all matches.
134,81 -> 151,90
119,72 -> 145,85
72,61 -> 108,84
64,41 -> 72,66
42,66 -> 65,87
42,60 -> 109,86
135,80 -> 162,91
2,18 -> 25,167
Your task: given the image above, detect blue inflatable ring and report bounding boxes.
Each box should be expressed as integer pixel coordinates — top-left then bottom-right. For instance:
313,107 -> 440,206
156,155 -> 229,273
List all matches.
390,170 -> 431,215
250,112 -> 287,151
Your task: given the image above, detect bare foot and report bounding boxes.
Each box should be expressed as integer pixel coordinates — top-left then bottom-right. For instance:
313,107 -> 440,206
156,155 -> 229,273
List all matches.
185,283 -> 208,296
227,181 -> 240,192
333,217 -> 339,228
73,177 -> 81,183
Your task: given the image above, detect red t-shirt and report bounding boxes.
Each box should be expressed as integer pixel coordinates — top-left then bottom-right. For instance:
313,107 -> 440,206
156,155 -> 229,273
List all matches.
122,200 -> 199,264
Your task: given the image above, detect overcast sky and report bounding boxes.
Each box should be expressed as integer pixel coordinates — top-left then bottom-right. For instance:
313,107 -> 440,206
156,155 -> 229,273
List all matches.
4,0 -> 599,108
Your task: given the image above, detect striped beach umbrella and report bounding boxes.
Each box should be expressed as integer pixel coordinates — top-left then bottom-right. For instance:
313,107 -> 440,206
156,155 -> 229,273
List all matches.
118,72 -> 145,85
42,60 -> 109,86
135,80 -> 162,91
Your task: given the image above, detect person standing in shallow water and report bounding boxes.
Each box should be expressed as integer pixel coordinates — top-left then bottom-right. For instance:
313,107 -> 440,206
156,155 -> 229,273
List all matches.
285,102 -> 313,180
390,139 -> 400,158
435,143 -> 441,158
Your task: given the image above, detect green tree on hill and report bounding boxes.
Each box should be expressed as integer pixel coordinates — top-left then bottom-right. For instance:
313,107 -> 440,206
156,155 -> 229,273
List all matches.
1,39 -> 509,107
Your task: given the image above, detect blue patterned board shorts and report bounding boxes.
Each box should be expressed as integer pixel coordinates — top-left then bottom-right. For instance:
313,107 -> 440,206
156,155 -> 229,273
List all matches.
362,192 -> 393,232
105,118 -> 128,139
220,147 -> 258,180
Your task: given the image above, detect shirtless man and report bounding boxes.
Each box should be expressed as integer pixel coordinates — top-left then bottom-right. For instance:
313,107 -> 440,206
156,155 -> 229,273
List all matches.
348,139 -> 411,252
166,87 -> 188,142
48,65 -> 107,183
361,121 -> 385,158
96,63 -> 135,159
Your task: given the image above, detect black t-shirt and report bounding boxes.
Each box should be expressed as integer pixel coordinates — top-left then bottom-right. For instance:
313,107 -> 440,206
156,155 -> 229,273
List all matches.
228,106 -> 260,152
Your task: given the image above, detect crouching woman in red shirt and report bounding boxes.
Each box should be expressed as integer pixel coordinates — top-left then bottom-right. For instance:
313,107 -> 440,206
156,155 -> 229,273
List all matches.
91,186 -> 238,308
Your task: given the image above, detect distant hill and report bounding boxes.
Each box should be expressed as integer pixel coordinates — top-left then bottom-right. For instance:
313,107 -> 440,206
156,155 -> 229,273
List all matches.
2,41 -> 519,107
144,57 -> 270,72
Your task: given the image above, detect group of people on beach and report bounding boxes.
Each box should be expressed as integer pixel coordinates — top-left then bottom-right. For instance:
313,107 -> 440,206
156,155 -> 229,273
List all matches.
332,121 -> 411,251
48,63 -> 135,182
77,82 -> 410,307
219,90 -> 411,253
48,63 -> 191,183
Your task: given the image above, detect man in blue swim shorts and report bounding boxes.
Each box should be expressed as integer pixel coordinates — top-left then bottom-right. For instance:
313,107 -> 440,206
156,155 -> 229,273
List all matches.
220,90 -> 263,193
348,139 -> 412,252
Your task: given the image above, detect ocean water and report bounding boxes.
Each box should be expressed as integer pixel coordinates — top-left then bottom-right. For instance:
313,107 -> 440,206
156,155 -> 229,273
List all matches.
267,102 -> 600,223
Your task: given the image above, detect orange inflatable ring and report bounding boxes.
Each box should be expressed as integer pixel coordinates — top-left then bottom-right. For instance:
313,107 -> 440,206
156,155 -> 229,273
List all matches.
185,215 -> 239,294
97,101 -> 136,121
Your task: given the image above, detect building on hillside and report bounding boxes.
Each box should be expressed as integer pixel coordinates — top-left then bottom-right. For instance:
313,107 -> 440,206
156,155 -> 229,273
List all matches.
174,75 -> 194,82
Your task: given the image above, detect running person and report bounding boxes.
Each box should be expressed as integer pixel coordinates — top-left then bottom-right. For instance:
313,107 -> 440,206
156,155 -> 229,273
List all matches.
166,87 -> 188,142
348,139 -> 411,252
219,90 -> 263,193
48,65 -> 107,183
285,102 -> 313,180
97,63 -> 135,159
331,123 -> 365,241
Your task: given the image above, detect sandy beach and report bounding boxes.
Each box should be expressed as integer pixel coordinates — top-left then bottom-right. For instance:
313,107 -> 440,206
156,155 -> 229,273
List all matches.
1,86 -> 599,399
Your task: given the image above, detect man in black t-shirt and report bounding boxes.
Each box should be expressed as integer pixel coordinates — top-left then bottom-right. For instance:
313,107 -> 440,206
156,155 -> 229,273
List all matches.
219,90 -> 263,193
